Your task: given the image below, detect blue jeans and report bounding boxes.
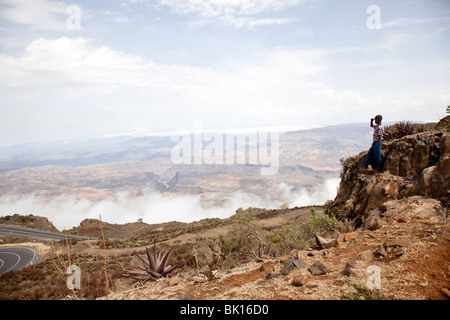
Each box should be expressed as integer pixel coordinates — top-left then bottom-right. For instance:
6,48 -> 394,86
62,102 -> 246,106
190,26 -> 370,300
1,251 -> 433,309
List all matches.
364,141 -> 382,171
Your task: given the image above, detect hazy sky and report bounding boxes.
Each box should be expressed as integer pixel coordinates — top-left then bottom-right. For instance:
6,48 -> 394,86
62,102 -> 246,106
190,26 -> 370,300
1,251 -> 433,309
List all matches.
1,0 -> 449,145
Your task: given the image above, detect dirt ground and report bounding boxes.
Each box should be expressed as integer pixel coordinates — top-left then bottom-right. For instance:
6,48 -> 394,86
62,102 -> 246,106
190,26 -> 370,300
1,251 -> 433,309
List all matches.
2,204 -> 448,300
102,204 -> 449,300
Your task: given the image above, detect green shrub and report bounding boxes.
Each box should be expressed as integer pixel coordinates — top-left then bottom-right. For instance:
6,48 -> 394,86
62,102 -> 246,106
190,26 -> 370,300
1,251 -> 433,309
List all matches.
306,212 -> 339,237
341,284 -> 388,300
217,207 -> 341,269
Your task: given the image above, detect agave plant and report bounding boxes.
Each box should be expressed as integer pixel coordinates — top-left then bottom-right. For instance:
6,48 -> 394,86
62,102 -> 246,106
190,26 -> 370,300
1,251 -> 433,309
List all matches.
383,121 -> 415,142
124,243 -> 180,281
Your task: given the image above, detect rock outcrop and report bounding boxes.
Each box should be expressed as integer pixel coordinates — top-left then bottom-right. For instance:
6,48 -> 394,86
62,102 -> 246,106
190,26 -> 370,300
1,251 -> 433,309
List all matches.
329,131 -> 449,225
0,213 -> 59,233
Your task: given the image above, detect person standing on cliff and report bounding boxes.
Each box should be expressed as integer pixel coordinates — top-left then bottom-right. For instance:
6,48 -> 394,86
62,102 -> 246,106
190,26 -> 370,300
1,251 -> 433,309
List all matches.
362,115 -> 383,172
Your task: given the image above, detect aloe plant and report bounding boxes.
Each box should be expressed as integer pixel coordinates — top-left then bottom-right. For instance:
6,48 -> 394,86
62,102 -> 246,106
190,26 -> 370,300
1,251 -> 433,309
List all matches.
383,121 -> 415,141
124,244 -> 179,280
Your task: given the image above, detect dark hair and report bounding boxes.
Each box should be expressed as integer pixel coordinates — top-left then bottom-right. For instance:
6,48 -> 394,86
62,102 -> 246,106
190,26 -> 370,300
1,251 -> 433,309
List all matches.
375,115 -> 383,121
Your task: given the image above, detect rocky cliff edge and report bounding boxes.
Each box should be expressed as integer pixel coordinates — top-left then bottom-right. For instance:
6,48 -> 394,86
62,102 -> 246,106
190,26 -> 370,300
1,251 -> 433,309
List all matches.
329,130 -> 449,225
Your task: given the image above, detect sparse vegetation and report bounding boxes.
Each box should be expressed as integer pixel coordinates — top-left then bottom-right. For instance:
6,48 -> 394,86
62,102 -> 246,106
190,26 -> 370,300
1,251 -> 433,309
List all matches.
341,284 -> 388,300
215,206 -> 342,270
306,207 -> 339,236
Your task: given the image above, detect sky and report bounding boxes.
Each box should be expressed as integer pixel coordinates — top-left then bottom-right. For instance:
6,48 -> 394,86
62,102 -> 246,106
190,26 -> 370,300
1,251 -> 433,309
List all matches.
0,0 -> 449,145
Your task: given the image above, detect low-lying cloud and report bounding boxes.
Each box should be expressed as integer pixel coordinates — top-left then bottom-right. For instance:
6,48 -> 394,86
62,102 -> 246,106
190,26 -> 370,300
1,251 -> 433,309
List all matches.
0,178 -> 340,231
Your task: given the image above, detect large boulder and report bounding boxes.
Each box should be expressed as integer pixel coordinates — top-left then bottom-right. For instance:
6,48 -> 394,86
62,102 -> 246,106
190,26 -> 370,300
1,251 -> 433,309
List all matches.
382,132 -> 441,177
418,155 -> 450,198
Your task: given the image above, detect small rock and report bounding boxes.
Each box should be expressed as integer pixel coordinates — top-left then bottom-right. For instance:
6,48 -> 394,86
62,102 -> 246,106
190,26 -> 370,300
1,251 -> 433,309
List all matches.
374,245 -> 387,258
364,208 -> 383,230
356,250 -> 373,262
315,235 -> 337,250
168,277 -> 180,286
291,274 -> 309,287
308,261 -> 327,276
343,261 -> 356,276
266,272 -> 284,280
280,260 -> 295,275
293,257 -> 307,270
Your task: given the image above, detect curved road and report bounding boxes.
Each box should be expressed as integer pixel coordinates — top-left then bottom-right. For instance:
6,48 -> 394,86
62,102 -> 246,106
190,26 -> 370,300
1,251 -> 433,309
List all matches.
0,225 -> 89,276
0,246 -> 37,276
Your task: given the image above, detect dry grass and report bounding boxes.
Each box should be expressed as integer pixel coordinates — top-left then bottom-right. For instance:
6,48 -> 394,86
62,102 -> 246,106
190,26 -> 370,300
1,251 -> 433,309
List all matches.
0,237 -> 133,300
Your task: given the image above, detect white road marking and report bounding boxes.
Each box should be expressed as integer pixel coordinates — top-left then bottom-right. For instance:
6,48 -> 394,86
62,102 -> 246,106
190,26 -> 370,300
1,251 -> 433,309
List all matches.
0,246 -> 38,274
0,251 -> 20,274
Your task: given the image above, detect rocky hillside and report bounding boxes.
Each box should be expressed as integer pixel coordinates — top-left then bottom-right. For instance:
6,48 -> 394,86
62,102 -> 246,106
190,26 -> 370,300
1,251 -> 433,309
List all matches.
0,213 -> 59,233
104,127 -> 449,300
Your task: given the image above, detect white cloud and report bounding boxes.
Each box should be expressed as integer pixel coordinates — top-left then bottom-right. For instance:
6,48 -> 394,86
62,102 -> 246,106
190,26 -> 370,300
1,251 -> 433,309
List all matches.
159,0 -> 301,16
158,0 -> 314,28
103,9 -> 139,23
0,37 -> 331,97
1,36 -> 446,144
277,178 -> 340,207
0,0 -> 68,31
247,17 -> 297,28
382,16 -> 450,28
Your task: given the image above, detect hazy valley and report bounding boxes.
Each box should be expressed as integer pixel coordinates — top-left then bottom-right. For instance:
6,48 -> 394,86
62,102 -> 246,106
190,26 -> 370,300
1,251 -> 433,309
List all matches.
0,123 -> 371,229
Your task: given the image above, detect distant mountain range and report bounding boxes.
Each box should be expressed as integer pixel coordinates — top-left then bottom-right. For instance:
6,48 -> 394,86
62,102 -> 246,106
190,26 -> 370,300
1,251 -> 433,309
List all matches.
0,123 -> 372,203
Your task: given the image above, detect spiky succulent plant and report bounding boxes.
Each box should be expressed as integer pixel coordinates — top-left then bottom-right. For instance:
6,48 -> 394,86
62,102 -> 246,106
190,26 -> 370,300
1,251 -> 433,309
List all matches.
124,244 -> 179,281
383,121 -> 415,142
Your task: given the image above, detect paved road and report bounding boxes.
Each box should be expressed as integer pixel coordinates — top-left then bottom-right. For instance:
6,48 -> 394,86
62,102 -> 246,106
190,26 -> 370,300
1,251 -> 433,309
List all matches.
0,246 -> 37,275
0,226 -> 89,276
0,225 -> 89,241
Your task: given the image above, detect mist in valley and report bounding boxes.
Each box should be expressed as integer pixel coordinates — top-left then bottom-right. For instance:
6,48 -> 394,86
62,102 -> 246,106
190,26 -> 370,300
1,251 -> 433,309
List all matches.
0,178 -> 340,231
